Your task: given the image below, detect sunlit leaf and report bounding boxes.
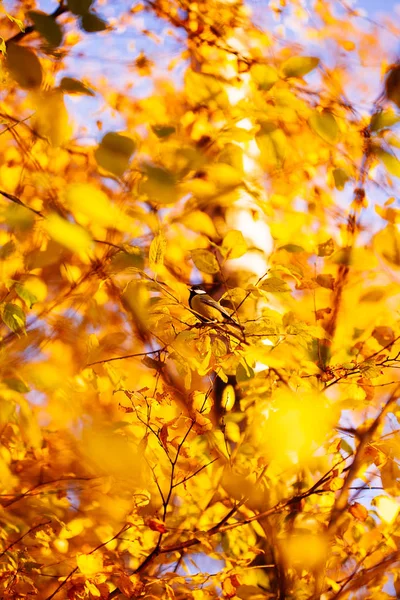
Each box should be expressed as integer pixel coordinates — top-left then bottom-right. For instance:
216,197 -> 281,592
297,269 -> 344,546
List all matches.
256,123 -> 287,166
5,43 -> 43,89
94,132 -> 136,177
250,64 -> 278,90
373,224 -> 400,267
281,56 -> 319,78
333,167 -> 350,190
309,110 -> 339,143
149,232 -> 167,269
222,230 -> 247,259
377,149 -> 400,178
45,213 -> 93,252
152,124 -> 176,138
374,495 -> 399,524
31,90 -> 71,146
260,277 -> 290,293
191,249 -> 219,274
66,183 -> 125,229
77,552 -> 103,576
185,70 -> 228,108
221,384 -> 235,412
370,109 -> 400,132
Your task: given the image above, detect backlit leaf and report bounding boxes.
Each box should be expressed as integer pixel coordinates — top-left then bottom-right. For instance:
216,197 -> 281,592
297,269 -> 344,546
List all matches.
15,283 -> 37,308
250,64 -> 278,90
45,213 -> 92,252
373,224 -> 400,267
260,277 -> 290,293
31,90 -> 71,146
222,230 -> 247,259
377,149 -> 400,178
5,43 -> 43,89
370,109 -> 400,132
191,249 -> 219,274
309,110 -> 339,143
333,168 -> 350,190
1,302 -> 26,333
149,233 -> 167,268
77,552 -> 103,576
66,183 -> 124,229
281,56 -> 319,78
140,164 -> 178,204
94,132 -> 136,177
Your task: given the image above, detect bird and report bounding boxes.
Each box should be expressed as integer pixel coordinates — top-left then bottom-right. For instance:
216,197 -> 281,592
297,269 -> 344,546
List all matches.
188,285 -> 241,329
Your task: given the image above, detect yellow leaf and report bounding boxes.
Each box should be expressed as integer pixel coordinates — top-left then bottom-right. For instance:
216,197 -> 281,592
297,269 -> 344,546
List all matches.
77,552 -> 103,576
256,123 -> 287,166
373,224 -> 400,267
149,232 -> 167,269
94,132 -> 136,177
222,230 -> 247,259
45,213 -> 93,252
375,495 -> 399,524
181,211 -> 217,237
309,110 -> 339,143
191,249 -> 219,274
281,56 -> 319,78
377,149 -> 400,178
221,384 -> 235,412
185,70 -> 228,109
140,164 -> 179,205
31,90 -> 71,146
66,183 -> 124,229
250,63 -> 278,90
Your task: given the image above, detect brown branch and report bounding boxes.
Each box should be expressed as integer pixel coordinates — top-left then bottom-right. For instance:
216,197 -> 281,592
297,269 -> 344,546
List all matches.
0,190 -> 43,217
0,520 -> 52,558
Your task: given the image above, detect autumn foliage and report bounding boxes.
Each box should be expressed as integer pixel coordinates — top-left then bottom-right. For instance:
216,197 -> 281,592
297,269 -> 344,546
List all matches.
1,0 -> 400,599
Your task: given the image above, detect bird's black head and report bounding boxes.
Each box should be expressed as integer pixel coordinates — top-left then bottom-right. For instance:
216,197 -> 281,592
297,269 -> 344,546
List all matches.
189,285 -> 207,300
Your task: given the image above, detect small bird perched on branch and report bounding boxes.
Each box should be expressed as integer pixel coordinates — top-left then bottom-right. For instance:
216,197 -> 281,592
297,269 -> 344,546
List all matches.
188,286 -> 241,329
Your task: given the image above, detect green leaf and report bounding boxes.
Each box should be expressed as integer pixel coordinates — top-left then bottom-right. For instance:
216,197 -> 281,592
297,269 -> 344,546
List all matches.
5,43 -> 43,89
67,0 -> 93,15
191,249 -> 220,274
15,283 -> 37,309
151,125 -> 176,138
1,302 -> 26,333
94,132 -> 136,177
309,110 -> 339,143
4,377 -> 30,393
81,12 -> 108,32
376,149 -> 400,178
27,11 -> 63,48
281,56 -> 319,78
250,64 -> 278,90
60,77 -> 95,96
370,109 -> 400,132
260,277 -> 291,293
332,167 -> 349,190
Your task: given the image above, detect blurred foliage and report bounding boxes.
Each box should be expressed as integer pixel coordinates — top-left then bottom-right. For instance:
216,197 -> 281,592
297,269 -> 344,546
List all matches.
0,0 -> 400,599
